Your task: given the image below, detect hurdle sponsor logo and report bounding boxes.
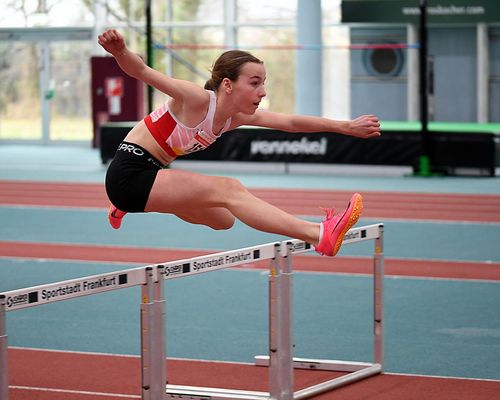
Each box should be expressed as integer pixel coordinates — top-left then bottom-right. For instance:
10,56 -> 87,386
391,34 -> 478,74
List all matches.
164,263 -> 190,277
290,241 -> 311,253
344,229 -> 367,241
344,230 -> 361,241
6,291 -> 38,308
6,294 -> 28,308
7,294 -> 27,308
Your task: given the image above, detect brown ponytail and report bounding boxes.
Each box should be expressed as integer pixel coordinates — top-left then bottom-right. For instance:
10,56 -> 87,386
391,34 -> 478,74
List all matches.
204,78 -> 216,91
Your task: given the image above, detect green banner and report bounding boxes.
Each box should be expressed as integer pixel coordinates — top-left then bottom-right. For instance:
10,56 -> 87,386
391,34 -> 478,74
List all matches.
341,0 -> 500,23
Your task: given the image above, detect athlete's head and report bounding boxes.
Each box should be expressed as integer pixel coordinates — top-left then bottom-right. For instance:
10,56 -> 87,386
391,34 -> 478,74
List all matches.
205,50 -> 263,90
205,50 -> 266,114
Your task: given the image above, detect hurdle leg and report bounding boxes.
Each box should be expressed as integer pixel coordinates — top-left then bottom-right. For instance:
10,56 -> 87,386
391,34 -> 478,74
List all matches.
0,295 -> 8,400
141,267 -> 155,400
374,226 -> 384,367
268,243 -> 283,399
152,266 -> 167,399
279,242 -> 294,399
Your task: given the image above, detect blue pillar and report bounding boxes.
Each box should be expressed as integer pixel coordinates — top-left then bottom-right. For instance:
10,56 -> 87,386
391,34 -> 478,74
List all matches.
296,0 -> 322,116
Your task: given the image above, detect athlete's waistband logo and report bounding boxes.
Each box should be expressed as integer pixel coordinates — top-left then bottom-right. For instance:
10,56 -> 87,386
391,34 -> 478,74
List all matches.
118,143 -> 144,156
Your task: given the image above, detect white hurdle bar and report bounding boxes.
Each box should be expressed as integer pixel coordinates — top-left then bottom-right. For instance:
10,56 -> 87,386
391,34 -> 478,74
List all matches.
0,223 -> 384,400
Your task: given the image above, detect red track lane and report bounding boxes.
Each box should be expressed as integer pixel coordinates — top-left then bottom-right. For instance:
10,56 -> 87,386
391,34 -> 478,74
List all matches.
1,180 -> 500,222
9,348 -> 500,400
1,241 -> 499,281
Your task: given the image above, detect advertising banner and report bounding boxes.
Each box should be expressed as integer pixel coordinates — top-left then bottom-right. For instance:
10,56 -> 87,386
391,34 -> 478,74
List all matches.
180,128 -> 422,165
341,0 -> 500,24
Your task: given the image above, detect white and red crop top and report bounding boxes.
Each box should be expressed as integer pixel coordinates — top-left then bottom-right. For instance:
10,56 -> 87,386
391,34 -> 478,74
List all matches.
144,90 -> 232,162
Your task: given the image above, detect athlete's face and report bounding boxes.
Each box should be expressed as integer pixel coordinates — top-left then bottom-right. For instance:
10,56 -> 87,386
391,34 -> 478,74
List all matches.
231,62 -> 267,114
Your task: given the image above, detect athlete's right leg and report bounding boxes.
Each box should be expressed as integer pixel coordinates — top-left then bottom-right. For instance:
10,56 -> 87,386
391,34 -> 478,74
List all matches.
145,168 -> 363,255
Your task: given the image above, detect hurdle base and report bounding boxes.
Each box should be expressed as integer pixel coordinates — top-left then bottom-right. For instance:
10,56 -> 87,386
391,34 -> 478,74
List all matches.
255,355 -> 375,372
294,363 -> 382,400
254,355 -> 382,399
166,384 -> 270,400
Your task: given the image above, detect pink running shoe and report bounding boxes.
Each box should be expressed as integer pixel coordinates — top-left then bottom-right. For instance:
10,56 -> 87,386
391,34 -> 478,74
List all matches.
108,204 -> 126,230
315,193 -> 363,257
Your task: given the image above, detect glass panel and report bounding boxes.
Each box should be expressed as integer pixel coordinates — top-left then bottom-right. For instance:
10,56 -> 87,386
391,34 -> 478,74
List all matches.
237,0 -> 296,24
44,0 -> 94,27
49,41 -> 93,141
322,0 -> 342,24
152,27 -> 224,108
0,0 -> 93,27
168,0 -> 223,23
238,27 -> 296,114
322,25 -> 351,120
0,41 -> 42,140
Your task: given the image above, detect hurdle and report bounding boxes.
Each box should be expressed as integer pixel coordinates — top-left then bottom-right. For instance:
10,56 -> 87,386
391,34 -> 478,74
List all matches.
161,223 -> 384,399
0,222 -> 384,400
0,266 -> 160,399
254,222 -> 385,399
150,240 -> 282,400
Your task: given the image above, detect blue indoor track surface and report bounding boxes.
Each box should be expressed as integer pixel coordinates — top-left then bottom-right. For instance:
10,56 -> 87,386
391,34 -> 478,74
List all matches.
1,207 -> 499,262
1,144 -> 500,382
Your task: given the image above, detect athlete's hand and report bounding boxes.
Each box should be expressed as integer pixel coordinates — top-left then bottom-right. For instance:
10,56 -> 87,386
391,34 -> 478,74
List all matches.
98,29 -> 126,56
346,115 -> 381,139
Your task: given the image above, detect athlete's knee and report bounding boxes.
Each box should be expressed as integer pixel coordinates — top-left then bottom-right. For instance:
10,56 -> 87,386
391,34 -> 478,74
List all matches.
219,177 -> 248,204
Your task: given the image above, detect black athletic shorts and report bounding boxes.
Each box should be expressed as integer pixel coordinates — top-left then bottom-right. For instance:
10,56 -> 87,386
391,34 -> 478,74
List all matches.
105,141 -> 165,213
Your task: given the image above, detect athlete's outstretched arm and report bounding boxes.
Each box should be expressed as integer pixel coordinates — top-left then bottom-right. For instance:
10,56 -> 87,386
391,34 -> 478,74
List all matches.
235,109 -> 381,139
97,29 -> 206,104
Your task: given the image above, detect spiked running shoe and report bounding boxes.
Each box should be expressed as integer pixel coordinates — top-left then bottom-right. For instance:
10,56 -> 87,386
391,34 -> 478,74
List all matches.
108,204 -> 126,229
315,193 -> 363,257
